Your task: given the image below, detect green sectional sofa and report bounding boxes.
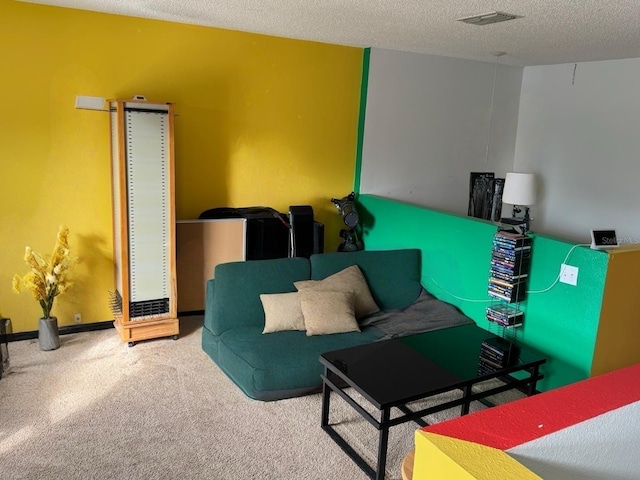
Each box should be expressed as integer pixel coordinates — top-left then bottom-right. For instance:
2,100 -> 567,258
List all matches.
201,248 -> 469,401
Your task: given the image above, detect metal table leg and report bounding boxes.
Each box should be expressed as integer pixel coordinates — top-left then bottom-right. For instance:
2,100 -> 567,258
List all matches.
461,384 -> 472,415
375,408 -> 391,480
528,364 -> 540,395
321,368 -> 331,427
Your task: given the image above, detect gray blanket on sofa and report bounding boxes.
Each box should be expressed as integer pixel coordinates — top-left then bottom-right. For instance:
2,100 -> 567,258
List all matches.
361,288 -> 475,340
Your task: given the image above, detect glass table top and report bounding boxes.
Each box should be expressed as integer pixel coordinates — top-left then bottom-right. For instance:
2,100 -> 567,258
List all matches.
320,324 -> 546,409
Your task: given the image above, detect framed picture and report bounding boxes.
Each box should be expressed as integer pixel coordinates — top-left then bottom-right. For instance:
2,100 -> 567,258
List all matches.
468,172 -> 495,219
490,177 -> 505,221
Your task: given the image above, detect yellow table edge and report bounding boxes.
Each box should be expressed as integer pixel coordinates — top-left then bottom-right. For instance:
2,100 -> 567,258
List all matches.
411,431 -> 542,479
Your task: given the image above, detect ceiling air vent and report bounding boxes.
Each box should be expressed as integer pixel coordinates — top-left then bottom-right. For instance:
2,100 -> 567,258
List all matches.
457,11 -> 521,26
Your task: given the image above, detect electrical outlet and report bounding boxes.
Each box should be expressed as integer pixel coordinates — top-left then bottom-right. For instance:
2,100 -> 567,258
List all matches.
74,313 -> 82,324
560,264 -> 579,286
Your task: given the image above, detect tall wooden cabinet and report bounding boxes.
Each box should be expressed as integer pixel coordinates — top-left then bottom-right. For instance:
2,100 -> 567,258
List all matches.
108,99 -> 179,346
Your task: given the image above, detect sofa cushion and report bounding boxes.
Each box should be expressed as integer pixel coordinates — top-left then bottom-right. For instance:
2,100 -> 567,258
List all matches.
209,325 -> 384,400
299,290 -> 359,336
310,249 -> 422,311
294,265 -> 380,319
206,257 -> 311,335
260,292 -> 306,334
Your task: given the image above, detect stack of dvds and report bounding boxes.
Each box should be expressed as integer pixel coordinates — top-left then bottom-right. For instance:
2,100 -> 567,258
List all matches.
477,337 -> 520,375
488,231 -> 532,303
486,304 -> 524,327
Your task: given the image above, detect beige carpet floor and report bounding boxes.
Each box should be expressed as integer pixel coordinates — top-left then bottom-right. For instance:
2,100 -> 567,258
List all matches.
0,317 -> 521,480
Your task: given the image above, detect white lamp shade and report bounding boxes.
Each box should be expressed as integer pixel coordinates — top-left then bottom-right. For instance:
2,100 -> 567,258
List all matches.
502,173 -> 537,206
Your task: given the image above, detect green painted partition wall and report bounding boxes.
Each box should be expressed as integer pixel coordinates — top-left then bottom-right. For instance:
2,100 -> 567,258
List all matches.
357,194 -> 610,390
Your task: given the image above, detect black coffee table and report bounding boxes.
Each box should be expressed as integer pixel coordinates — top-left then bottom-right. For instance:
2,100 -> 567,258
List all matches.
319,324 -> 546,480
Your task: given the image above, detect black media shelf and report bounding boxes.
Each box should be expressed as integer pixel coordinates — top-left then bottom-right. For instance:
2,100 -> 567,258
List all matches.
487,229 -> 532,334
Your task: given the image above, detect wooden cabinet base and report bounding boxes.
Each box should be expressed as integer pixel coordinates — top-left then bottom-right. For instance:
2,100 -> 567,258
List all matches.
114,317 -> 179,346
401,449 -> 414,480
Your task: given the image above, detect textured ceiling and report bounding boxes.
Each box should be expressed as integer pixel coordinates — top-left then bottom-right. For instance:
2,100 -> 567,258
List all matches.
21,0 -> 640,66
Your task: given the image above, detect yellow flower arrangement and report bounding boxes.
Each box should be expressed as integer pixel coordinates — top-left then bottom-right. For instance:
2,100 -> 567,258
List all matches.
12,225 -> 73,319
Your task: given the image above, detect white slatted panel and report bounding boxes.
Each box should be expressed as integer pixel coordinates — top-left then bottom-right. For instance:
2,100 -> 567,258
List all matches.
125,108 -> 170,303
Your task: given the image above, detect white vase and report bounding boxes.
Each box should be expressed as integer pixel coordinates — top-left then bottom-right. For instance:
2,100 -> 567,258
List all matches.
39,317 -> 60,351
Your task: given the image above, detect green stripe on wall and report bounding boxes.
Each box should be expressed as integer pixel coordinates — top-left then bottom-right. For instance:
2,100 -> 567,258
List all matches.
357,194 -> 609,391
353,47 -> 370,194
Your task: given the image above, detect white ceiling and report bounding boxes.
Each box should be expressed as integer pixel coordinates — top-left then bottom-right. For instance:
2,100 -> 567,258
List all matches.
22,0 -> 640,66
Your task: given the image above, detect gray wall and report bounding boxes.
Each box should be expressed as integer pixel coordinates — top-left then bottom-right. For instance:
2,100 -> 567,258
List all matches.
360,49 -> 640,245
515,58 -> 640,243
360,48 -> 523,215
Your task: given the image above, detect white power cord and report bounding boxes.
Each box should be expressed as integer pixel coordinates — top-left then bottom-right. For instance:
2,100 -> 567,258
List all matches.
425,276 -> 493,303
526,244 -> 590,294
424,243 -> 590,301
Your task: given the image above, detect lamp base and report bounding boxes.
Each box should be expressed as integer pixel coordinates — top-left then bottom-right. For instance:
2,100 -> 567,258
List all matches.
499,217 -> 530,235
502,205 -> 531,234
499,217 -> 527,226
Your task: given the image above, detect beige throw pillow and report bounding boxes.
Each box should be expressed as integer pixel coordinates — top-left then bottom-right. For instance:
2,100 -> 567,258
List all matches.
299,290 -> 359,336
294,265 -> 380,319
260,292 -> 306,334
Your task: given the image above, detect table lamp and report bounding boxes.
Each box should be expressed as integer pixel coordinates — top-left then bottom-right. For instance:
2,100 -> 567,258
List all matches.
501,173 -> 537,233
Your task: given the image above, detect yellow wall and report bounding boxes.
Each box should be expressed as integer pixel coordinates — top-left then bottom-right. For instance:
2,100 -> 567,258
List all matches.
0,0 -> 363,332
591,245 -> 640,376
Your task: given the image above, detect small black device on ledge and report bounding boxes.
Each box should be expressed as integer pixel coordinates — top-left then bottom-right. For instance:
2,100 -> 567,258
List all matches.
590,229 -> 618,250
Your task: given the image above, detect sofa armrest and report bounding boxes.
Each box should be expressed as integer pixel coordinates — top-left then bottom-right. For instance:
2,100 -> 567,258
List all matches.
203,278 -> 217,334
